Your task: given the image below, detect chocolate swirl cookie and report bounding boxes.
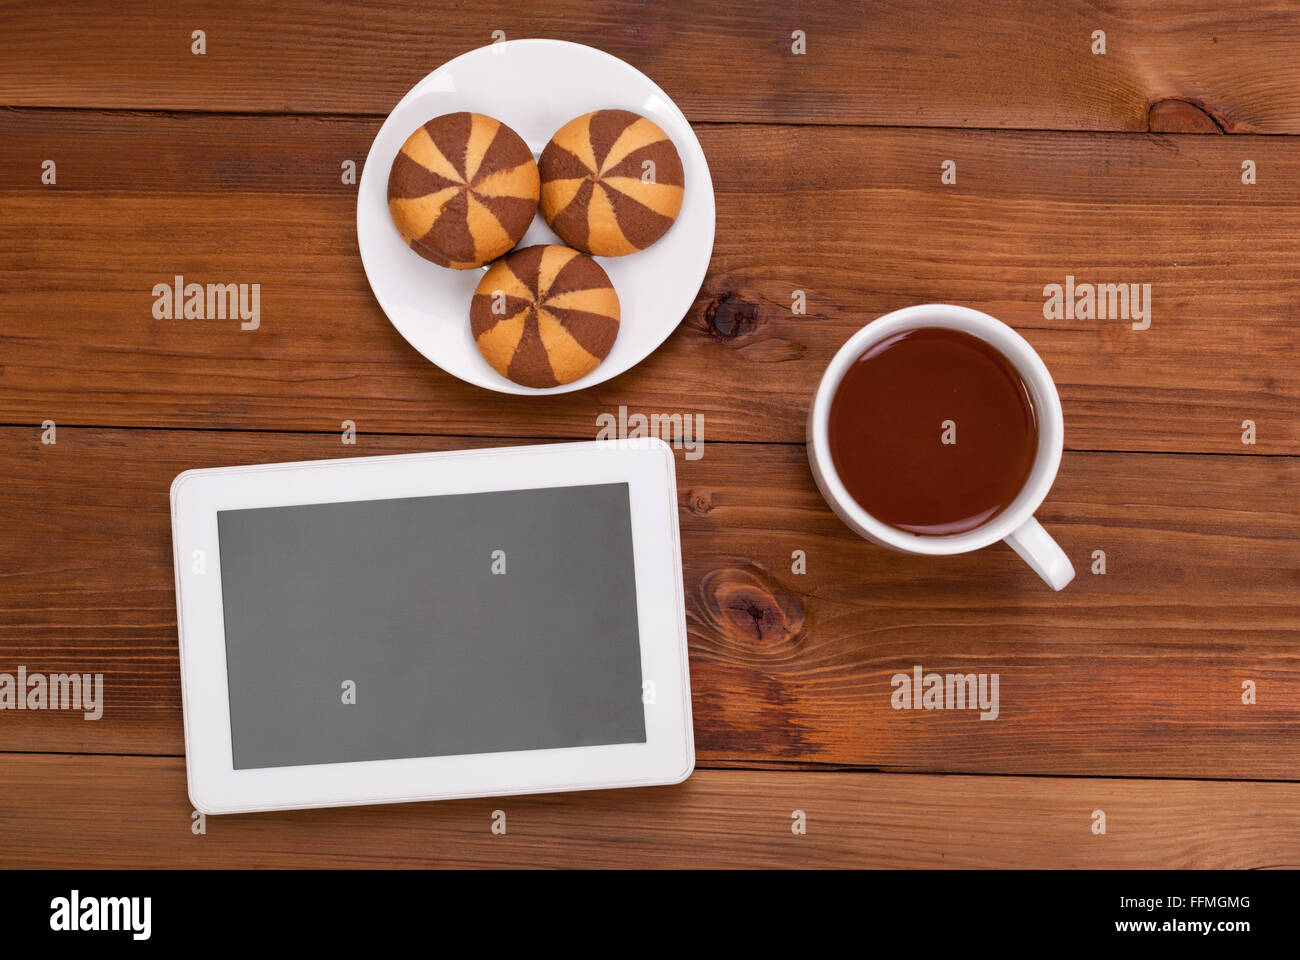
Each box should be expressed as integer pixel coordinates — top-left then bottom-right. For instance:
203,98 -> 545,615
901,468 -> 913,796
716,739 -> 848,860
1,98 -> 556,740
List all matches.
387,112 -> 539,269
538,110 -> 684,256
471,245 -> 620,388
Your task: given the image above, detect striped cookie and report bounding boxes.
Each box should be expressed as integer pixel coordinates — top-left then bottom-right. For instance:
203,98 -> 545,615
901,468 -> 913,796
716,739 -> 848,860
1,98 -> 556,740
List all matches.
471,245 -> 620,388
387,112 -> 540,269
539,109 -> 684,256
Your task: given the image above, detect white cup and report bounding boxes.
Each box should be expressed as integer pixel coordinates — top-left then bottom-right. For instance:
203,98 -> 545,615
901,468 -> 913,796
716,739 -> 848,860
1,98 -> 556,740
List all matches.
807,304 -> 1075,590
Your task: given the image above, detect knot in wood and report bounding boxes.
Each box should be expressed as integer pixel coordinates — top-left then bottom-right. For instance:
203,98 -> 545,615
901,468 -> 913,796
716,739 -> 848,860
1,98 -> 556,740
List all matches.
702,292 -> 759,340
698,564 -> 805,654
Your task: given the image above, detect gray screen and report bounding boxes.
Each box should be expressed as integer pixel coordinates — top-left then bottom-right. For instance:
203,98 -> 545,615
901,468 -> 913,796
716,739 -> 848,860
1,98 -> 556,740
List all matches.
216,483 -> 645,770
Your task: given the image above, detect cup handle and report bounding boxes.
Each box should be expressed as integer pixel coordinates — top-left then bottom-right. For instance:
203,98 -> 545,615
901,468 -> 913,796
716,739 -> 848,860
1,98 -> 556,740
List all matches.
1004,517 -> 1075,591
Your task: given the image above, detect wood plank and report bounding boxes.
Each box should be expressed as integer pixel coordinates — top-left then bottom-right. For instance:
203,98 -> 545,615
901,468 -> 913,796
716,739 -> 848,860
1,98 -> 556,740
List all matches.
3,427 -> 1296,779
4,755 -> 1298,868
1,112 -> 1296,453
3,2 -> 1300,132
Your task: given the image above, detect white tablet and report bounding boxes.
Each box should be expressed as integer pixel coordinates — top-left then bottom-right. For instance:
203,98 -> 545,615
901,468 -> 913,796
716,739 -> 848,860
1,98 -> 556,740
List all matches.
170,439 -> 693,814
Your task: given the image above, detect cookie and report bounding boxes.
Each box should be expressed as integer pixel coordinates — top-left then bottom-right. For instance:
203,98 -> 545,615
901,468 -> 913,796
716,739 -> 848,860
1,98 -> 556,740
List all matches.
538,109 -> 684,256
471,245 -> 620,388
387,112 -> 539,269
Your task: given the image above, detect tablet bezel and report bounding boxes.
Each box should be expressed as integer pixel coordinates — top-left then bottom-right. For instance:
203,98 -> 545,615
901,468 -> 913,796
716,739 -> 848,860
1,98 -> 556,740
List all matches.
171,439 -> 693,814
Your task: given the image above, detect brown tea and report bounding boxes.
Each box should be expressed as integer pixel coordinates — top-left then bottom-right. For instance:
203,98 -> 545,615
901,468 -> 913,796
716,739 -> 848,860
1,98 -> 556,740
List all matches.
828,327 -> 1037,536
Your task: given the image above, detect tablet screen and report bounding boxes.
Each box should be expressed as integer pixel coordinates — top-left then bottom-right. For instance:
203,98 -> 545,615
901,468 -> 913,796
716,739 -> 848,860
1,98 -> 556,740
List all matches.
215,482 -> 646,770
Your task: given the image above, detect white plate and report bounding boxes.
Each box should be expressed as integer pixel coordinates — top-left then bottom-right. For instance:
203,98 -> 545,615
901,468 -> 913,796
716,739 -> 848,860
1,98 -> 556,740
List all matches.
357,39 -> 716,395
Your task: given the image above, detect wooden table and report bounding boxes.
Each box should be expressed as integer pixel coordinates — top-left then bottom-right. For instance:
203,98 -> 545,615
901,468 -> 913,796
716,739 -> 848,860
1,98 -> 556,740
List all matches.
2,1 -> 1298,869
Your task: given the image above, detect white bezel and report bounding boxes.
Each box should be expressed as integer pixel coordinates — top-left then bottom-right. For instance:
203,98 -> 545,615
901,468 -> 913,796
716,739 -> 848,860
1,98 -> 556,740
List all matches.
170,439 -> 694,815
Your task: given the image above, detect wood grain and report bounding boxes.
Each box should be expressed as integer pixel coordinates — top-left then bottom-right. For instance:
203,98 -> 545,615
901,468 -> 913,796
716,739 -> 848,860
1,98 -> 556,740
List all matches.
1,112 -> 1296,453
3,2 -> 1300,132
4,755 -> 1299,869
3,427 -> 1296,778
